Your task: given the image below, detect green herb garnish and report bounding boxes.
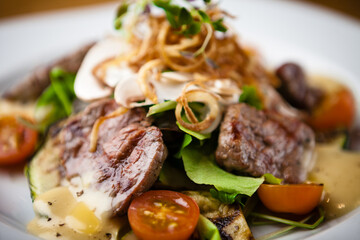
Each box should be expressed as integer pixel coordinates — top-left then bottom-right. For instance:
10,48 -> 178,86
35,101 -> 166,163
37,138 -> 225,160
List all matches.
210,188 -> 248,206
176,122 -> 211,140
35,68 -> 76,129
179,135 -> 264,196
146,100 -> 177,117
114,2 -> 129,29
250,207 -> 325,230
239,85 -> 263,110
115,0 -> 227,36
263,173 -> 283,185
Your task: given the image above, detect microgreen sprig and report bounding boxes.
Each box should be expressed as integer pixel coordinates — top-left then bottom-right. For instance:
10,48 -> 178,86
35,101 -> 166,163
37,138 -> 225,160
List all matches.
114,0 -> 227,36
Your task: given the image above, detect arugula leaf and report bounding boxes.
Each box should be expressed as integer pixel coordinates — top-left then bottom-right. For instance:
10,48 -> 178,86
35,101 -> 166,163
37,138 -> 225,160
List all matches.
158,160 -> 199,189
114,2 -> 129,30
50,68 -> 74,115
197,215 -> 221,240
114,0 -> 227,35
198,10 -> 210,23
210,188 -> 249,206
176,122 -> 211,140
153,0 -> 181,15
174,134 -> 193,158
116,2 -> 129,18
211,18 -> 227,32
35,68 -> 76,129
183,21 -> 202,36
146,100 -> 177,117
181,145 -> 264,196
263,173 -> 283,185
179,7 -> 193,25
210,188 -> 239,204
239,85 -> 263,110
165,11 -> 180,28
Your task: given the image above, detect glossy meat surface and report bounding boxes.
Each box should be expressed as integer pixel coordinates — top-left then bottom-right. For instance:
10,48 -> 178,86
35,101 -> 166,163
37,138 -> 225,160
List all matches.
60,99 -> 167,215
216,103 -> 315,183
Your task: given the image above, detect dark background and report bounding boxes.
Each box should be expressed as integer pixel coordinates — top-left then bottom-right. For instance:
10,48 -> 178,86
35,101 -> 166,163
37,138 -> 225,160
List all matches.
0,0 -> 359,21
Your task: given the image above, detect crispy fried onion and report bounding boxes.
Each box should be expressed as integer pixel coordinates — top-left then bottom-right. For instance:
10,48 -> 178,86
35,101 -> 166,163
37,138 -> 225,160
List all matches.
89,107 -> 128,152
79,9 -> 277,108
175,89 -> 222,134
137,59 -> 164,104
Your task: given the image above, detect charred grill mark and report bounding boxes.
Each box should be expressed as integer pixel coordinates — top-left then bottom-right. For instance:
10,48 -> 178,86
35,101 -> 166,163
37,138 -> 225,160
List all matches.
60,100 -> 167,215
216,103 -> 315,183
210,213 -> 240,240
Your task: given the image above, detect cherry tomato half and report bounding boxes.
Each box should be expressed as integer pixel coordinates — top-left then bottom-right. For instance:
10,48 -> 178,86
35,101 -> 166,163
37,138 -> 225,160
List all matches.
128,190 -> 200,240
0,116 -> 38,165
257,184 -> 323,215
309,88 -> 355,132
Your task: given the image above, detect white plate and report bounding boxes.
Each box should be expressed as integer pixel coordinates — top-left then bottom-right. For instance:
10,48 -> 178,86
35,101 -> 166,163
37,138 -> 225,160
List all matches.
0,0 -> 359,239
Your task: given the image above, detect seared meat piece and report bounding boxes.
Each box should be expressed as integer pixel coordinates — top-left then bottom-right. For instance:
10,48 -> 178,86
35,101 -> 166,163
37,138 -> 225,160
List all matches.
3,42 -> 94,102
60,99 -> 167,215
216,103 -> 315,183
276,63 -> 324,112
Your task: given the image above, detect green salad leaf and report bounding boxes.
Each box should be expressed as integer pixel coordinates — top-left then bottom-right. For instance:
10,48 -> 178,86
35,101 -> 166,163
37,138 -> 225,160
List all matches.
209,188 -> 247,205
197,215 -> 221,240
180,140 -> 264,196
114,2 -> 129,30
158,160 -> 199,189
263,173 -> 283,185
35,68 -> 76,129
239,85 -> 263,110
176,122 -> 211,140
174,134 -> 193,158
211,18 -> 227,33
146,100 -> 177,117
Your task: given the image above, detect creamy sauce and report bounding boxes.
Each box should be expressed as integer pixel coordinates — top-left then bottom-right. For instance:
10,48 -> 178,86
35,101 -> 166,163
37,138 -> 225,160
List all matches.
28,187 -> 128,240
308,75 -> 344,94
0,100 -> 35,118
308,141 -> 360,219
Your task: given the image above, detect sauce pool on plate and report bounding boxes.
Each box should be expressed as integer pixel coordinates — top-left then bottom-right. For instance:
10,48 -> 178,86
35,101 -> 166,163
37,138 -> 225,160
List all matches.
309,142 -> 360,219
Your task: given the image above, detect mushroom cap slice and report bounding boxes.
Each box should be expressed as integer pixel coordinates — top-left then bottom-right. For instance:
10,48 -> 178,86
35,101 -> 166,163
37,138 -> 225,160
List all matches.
74,37 -> 131,101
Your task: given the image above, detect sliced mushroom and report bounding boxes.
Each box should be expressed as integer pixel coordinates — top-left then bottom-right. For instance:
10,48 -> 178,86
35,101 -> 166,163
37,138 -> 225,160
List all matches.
105,65 -> 135,88
161,71 -> 193,83
74,37 -> 132,101
114,70 -> 193,108
152,80 -> 188,103
114,73 -> 148,108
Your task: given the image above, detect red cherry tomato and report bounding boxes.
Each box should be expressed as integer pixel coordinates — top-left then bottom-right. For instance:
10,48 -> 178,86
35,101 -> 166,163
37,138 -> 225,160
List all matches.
257,184 -> 323,215
0,116 -> 38,165
128,190 -> 200,240
309,88 -> 355,131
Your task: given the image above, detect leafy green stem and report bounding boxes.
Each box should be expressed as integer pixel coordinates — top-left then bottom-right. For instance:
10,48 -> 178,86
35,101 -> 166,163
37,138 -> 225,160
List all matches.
255,214 -> 314,240
250,207 -> 324,229
193,23 -> 213,57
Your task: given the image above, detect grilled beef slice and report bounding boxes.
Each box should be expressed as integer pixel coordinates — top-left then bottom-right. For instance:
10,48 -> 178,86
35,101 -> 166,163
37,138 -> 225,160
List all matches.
216,103 -> 315,183
60,99 -> 168,215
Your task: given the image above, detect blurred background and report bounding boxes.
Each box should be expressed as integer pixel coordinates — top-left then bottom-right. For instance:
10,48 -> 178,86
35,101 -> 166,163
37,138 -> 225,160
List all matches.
0,0 -> 359,20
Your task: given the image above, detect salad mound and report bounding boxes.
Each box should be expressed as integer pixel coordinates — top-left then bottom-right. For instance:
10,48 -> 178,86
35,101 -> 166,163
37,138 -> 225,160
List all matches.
0,0 -> 359,240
